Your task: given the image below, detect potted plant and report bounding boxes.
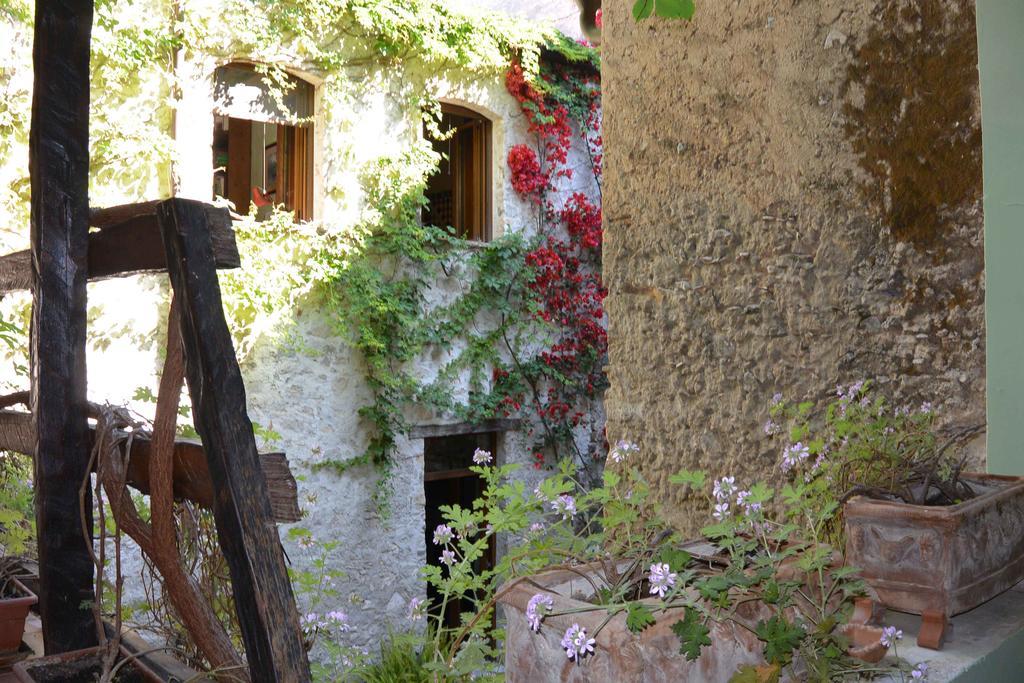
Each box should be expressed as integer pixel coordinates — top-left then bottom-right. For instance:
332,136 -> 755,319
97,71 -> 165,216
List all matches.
408,445 -> 924,682
769,382 -> 1009,649
0,458 -> 37,657
13,644 -> 161,683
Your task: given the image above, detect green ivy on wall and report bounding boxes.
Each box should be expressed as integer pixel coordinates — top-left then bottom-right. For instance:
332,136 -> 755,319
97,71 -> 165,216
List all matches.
0,0 -> 603,512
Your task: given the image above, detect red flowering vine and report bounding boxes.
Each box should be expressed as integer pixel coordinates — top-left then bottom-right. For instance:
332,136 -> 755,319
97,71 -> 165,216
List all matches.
507,145 -> 546,199
500,57 -> 607,475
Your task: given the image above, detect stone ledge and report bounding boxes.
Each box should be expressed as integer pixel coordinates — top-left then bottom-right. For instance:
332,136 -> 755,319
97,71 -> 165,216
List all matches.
880,580 -> 1024,681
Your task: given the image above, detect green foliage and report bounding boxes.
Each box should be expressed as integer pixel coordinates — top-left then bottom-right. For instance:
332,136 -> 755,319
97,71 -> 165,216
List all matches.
768,382 -> 980,546
754,615 -> 804,666
632,0 -> 696,21
625,601 -> 656,633
397,441 -> 910,679
0,456 -> 33,562
671,607 -> 711,661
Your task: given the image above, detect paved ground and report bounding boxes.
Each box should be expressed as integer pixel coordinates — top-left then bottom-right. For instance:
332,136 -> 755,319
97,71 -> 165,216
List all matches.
877,580 -> 1024,682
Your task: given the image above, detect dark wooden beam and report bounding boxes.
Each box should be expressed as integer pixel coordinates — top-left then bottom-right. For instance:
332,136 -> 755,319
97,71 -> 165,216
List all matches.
157,197 -> 310,682
409,418 -> 522,439
29,0 -> 97,653
0,409 -> 301,523
0,201 -> 239,294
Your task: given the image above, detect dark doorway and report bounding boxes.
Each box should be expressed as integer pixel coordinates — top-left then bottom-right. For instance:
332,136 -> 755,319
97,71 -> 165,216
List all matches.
424,431 -> 497,628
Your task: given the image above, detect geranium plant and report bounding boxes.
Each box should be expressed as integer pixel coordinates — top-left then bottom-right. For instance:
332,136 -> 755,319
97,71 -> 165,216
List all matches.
403,444 -> 926,681
767,382 -> 983,509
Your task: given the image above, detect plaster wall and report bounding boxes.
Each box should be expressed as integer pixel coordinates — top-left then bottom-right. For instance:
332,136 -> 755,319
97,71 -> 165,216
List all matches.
76,41 -> 600,654
601,0 -> 985,532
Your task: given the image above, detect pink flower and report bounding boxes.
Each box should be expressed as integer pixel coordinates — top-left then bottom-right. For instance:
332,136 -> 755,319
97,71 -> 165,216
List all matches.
526,593 -> 554,632
561,624 -> 595,661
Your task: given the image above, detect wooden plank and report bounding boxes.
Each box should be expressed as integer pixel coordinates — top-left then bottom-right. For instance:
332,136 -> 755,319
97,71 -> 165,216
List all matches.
0,409 -> 301,523
29,0 -> 97,654
0,202 -> 238,294
157,197 -> 310,682
410,418 -> 522,439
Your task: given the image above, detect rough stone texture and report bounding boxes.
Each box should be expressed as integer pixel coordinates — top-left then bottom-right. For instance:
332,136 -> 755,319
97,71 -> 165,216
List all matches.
601,0 -> 985,532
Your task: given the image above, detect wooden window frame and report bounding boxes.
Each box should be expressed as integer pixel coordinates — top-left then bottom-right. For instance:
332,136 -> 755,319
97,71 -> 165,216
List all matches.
425,103 -> 493,242
212,63 -> 315,222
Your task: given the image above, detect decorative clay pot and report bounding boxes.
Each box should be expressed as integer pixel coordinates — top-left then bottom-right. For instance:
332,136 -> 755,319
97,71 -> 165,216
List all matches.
498,563 -> 780,683
845,473 -> 1024,648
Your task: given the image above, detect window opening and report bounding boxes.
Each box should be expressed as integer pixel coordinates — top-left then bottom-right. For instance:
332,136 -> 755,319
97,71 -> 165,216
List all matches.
212,63 -> 314,221
424,104 -> 492,241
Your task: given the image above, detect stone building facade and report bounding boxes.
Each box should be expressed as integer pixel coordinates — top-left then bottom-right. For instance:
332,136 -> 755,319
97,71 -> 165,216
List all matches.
601,0 -> 985,531
0,0 -> 600,652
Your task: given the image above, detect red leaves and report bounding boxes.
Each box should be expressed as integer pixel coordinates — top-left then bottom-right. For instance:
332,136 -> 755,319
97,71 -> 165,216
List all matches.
560,193 -> 602,250
501,60 -> 606,456
508,145 -> 546,199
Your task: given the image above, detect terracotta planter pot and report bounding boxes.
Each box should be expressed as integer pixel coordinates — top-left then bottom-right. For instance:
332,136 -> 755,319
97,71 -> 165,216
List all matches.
0,577 -> 37,653
845,473 -> 1024,647
835,624 -> 887,663
498,563 -> 781,683
13,645 -> 162,683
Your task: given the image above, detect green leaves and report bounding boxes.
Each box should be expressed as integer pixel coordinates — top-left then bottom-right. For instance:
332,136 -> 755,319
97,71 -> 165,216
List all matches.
754,615 -> 805,665
671,607 -> 711,661
668,469 -> 706,490
625,602 -> 657,633
633,0 -> 696,21
631,0 -> 654,20
729,664 -> 781,683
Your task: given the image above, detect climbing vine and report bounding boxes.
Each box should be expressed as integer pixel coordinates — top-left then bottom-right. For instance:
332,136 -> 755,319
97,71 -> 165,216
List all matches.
312,47 -> 607,498
0,0 -> 605,507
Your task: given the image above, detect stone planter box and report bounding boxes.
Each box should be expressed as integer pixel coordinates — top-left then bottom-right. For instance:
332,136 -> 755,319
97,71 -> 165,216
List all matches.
844,473 -> 1024,648
498,564 -> 777,682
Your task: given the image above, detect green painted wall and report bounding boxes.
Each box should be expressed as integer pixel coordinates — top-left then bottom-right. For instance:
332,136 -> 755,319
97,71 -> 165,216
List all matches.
977,1 -> 1024,475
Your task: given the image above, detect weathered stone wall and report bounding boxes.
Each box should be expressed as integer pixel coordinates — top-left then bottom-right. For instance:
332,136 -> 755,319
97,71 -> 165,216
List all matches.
602,0 -> 985,531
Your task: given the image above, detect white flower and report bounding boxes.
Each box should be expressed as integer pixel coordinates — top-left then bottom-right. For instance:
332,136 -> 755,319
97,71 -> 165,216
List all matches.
609,440 -> 639,463
713,502 -> 730,521
881,625 -> 903,648
440,549 -> 456,566
472,448 -> 493,464
919,401 -> 933,414
408,597 -> 426,621
432,524 -> 454,545
713,476 -> 736,501
911,662 -> 928,680
551,494 -> 577,519
781,442 -> 810,472
561,624 -> 596,661
648,563 -> 677,599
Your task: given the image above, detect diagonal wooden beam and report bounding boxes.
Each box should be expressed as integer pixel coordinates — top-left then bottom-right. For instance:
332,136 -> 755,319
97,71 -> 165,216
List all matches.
0,408 -> 300,523
0,201 -> 239,294
29,0 -> 97,654
157,197 -> 310,681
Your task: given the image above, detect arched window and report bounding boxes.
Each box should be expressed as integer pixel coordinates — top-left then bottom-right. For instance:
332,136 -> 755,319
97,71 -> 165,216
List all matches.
211,62 -> 315,221
424,104 -> 492,241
